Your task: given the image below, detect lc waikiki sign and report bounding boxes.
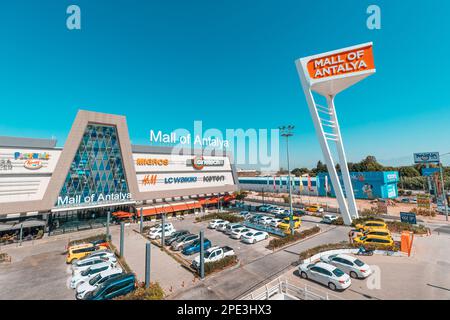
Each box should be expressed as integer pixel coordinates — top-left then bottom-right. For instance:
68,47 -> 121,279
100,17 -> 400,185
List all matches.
295,43 -> 376,226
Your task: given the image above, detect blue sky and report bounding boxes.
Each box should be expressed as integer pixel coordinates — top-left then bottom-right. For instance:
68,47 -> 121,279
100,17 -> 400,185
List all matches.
1,0 -> 449,168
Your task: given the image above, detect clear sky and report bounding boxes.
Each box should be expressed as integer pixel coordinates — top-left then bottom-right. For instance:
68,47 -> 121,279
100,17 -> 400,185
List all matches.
1,0 -> 449,168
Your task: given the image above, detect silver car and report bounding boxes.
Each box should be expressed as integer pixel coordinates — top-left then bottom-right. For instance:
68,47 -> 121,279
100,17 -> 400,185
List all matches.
224,223 -> 244,235
171,234 -> 199,251
320,254 -> 372,279
298,262 -> 351,291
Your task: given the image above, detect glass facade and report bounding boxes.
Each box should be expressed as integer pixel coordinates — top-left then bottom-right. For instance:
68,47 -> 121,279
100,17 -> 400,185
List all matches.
56,124 -> 129,207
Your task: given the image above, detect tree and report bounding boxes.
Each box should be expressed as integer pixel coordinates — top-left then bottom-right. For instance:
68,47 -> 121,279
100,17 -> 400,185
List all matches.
291,168 -> 309,176
399,166 -> 420,178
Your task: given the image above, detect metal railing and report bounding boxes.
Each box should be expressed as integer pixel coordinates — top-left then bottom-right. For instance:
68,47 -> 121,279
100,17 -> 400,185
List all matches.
239,278 -> 342,300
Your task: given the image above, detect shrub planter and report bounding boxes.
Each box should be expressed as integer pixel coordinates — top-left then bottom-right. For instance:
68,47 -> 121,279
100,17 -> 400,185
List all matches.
195,212 -> 244,224
204,255 -> 239,276
115,282 -> 165,300
266,226 -> 321,250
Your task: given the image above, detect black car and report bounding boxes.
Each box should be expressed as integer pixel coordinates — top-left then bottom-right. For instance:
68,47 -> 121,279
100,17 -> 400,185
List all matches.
164,230 -> 191,246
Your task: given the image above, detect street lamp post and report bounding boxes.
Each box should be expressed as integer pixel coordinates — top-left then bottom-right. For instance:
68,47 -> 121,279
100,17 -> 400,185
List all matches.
280,125 -> 295,235
439,152 -> 450,221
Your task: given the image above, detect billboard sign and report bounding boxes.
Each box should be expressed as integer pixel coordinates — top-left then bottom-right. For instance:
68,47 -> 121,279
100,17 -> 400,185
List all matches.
414,152 -> 440,164
422,167 -> 440,177
400,212 -> 417,225
417,194 -> 431,209
306,44 -> 375,80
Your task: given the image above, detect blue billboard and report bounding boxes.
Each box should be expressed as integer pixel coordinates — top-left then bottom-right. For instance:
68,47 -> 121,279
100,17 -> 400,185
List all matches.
317,171 -> 399,200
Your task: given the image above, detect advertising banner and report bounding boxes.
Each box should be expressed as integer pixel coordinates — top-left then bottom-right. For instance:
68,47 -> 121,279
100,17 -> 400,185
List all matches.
400,212 -> 417,225
417,194 -> 431,209
414,152 -> 440,164
422,167 -> 440,176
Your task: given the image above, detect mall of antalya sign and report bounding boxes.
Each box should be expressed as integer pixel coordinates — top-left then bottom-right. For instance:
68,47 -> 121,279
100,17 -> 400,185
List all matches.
296,43 -> 376,225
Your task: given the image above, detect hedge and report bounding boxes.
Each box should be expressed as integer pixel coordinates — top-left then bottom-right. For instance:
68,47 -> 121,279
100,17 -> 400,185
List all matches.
115,282 -> 165,300
204,255 -> 238,276
298,241 -> 400,261
410,207 -> 436,217
266,226 -> 320,250
331,217 -> 344,225
195,212 -> 244,224
67,233 -> 107,247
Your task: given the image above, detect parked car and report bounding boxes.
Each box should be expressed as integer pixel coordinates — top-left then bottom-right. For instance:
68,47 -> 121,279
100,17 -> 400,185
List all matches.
278,216 -> 301,231
270,207 -> 286,215
192,246 -> 235,269
216,221 -> 230,232
305,205 -> 324,213
164,230 -> 190,246
293,209 -> 306,216
258,216 -> 274,225
182,238 -> 212,255
355,220 -> 388,232
353,234 -> 394,248
66,244 -> 108,264
78,249 -> 116,262
70,262 -> 115,289
269,218 -> 283,228
72,255 -> 116,271
361,228 -> 392,239
225,223 -> 245,235
259,205 -> 275,212
320,254 -> 372,279
149,222 -> 174,232
73,257 -> 116,274
298,262 -> 351,291
82,273 -> 137,300
241,231 -> 269,244
208,219 -> 227,229
89,239 -> 109,248
275,212 -> 290,220
76,268 -> 123,299
148,226 -> 176,239
321,215 -> 338,224
230,227 -> 254,239
171,234 -> 200,251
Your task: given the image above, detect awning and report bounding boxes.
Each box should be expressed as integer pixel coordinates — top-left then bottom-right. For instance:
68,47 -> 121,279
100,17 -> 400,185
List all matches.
135,200 -> 201,216
0,220 -> 45,232
186,202 -> 202,210
112,211 -> 133,219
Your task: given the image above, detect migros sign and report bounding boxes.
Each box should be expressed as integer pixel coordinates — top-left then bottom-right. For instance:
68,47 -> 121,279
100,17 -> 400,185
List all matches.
307,44 -> 375,80
136,158 -> 169,166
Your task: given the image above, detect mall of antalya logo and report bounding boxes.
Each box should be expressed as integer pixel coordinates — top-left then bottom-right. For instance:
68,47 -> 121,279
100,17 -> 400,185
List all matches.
150,121 -> 280,172
142,175 -> 157,186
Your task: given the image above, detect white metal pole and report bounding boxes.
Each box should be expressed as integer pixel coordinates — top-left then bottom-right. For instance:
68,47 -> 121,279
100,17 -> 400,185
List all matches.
327,95 -> 359,219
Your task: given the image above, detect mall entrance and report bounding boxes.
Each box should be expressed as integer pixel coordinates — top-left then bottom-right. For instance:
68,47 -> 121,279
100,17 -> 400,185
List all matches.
48,204 -> 133,236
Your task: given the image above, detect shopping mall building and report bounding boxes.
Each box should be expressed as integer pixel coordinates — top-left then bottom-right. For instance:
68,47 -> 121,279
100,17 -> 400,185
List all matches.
0,110 -> 238,237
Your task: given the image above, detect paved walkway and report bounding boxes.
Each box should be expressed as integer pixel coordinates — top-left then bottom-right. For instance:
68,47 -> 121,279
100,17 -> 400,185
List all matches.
110,225 -> 195,295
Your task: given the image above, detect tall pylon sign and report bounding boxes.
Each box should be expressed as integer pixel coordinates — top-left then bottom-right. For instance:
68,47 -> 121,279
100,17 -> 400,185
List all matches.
295,43 -> 376,225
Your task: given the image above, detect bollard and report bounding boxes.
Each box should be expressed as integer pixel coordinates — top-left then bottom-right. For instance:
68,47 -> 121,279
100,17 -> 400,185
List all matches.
120,222 -> 125,257
161,214 -> 166,247
145,242 -> 151,288
140,208 -> 144,234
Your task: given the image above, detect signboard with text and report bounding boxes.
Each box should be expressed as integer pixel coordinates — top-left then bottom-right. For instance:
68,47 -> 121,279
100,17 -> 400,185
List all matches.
414,152 -> 440,164
400,212 -> 417,225
417,194 -> 431,209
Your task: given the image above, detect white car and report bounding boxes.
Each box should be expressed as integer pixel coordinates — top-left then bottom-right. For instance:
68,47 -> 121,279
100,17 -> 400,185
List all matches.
241,230 -> 269,244
298,262 -> 351,291
80,249 -> 116,262
149,222 -> 174,232
70,262 -> 115,289
270,208 -> 286,215
320,254 -> 372,279
225,223 -> 245,235
230,227 -> 254,239
76,267 -> 123,299
321,215 -> 338,224
216,221 -> 230,232
72,257 -> 116,274
258,216 -> 274,225
72,255 -> 117,271
192,246 -> 235,269
149,226 -> 176,239
269,218 -> 283,228
208,219 -> 227,229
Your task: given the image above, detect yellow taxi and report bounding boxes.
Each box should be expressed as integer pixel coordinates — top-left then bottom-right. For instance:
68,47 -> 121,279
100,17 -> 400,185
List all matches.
355,220 -> 387,232
278,216 -> 301,231
362,228 -> 392,239
305,204 -> 324,213
353,234 -> 394,248
66,243 -> 108,263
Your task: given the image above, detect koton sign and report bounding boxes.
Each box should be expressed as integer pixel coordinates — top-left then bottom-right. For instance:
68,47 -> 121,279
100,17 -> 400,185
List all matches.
307,44 -> 375,80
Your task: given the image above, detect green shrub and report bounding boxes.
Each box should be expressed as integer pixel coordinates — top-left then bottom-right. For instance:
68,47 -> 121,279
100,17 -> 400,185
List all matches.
195,212 -> 244,223
204,255 -> 238,276
331,217 -> 344,225
410,207 -> 436,217
360,208 -> 383,217
386,221 -> 429,234
115,282 -> 164,300
266,226 -> 320,250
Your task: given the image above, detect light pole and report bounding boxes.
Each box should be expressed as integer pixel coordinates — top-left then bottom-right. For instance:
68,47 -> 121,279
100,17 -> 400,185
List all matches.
280,125 -> 295,235
439,152 -> 449,221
